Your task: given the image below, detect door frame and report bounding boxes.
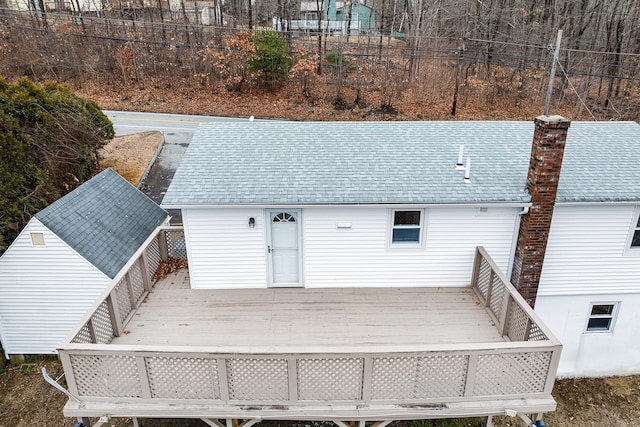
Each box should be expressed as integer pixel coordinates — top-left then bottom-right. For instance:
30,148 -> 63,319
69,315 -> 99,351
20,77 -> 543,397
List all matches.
266,209 -> 303,287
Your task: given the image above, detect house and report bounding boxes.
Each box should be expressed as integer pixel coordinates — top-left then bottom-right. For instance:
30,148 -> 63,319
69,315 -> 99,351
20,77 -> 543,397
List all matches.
46,117 -> 640,426
0,168 -> 168,356
282,0 -> 375,35
4,0 -> 102,12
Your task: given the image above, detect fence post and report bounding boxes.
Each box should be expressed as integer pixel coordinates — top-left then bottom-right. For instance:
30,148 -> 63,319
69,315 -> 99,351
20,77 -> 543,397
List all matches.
463,354 -> 478,398
106,290 -> 123,337
59,351 -> 81,397
361,356 -> 373,403
139,253 -> 153,292
158,229 -> 169,260
470,247 -> 481,289
499,294 -> 512,337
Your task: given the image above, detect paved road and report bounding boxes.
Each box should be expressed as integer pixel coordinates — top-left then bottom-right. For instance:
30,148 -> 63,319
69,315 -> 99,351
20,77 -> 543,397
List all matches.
104,111 -> 253,221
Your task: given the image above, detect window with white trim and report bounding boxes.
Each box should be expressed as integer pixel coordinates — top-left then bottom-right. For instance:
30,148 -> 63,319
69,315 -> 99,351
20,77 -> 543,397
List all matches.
585,303 -> 619,333
390,210 -> 424,245
630,210 -> 640,248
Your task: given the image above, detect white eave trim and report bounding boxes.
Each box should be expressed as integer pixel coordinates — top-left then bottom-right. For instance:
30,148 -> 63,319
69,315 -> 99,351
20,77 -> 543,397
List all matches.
161,202 -> 533,209
556,200 -> 640,206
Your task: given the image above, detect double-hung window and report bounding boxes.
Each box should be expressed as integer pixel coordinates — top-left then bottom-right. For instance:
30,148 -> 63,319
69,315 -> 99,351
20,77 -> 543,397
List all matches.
585,303 -> 619,333
390,210 -> 424,245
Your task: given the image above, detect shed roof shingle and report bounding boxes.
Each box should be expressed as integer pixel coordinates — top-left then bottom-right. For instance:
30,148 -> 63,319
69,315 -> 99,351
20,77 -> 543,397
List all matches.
161,120 -> 640,207
36,169 -> 168,278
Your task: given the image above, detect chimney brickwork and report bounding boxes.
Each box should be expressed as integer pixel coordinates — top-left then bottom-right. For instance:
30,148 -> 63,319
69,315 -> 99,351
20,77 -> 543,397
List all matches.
511,115 -> 571,307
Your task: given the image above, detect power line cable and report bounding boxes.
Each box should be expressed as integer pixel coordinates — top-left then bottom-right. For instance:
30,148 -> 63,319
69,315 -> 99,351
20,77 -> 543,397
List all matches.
556,57 -> 597,121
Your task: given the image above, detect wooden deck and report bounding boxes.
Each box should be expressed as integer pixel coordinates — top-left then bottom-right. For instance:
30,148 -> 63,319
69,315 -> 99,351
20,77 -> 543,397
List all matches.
112,269 -> 504,351
58,229 -> 562,424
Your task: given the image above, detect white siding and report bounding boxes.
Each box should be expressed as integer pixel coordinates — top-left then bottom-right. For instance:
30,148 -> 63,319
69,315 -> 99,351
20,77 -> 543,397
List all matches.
183,208 -> 267,289
536,294 -> 640,377
538,205 -> 640,296
184,206 -> 518,289
303,207 -> 518,287
0,219 -> 110,355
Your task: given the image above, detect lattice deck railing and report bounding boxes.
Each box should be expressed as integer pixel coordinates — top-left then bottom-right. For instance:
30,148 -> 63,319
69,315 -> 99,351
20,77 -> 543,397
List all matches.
58,243 -> 561,413
67,226 -> 186,346
470,246 -> 557,343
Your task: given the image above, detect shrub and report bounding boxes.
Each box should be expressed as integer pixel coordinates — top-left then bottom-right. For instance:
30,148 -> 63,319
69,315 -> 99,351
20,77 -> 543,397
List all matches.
247,31 -> 293,88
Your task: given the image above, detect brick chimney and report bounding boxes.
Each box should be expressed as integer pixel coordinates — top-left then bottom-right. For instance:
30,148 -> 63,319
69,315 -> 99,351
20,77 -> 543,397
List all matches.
511,115 -> 571,307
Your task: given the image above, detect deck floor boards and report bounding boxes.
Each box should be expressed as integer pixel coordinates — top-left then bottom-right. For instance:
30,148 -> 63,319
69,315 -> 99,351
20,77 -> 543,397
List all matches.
113,269 -> 504,350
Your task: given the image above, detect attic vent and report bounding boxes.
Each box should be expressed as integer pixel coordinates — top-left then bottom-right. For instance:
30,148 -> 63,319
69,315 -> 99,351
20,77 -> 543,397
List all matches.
30,232 -> 45,247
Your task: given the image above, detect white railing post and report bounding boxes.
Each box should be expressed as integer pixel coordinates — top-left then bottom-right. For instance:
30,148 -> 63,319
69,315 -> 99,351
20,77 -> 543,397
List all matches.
470,247 -> 481,290
498,293 -> 512,337
58,351 -> 81,397
287,358 -> 298,403
361,357 -> 373,403
544,345 -> 563,395
217,358 -> 230,402
126,272 -> 137,308
158,229 -> 169,260
106,290 -> 123,337
87,317 -> 98,343
463,354 -> 478,398
139,253 -> 153,292
136,356 -> 152,399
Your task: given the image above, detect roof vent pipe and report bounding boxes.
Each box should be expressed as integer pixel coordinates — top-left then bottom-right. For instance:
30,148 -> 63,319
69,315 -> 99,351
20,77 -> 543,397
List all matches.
464,158 -> 471,183
456,145 -> 465,170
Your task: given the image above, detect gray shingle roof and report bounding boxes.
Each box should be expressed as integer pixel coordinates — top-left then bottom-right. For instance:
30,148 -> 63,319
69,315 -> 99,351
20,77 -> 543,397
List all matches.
161,120 -> 640,207
36,169 -> 168,278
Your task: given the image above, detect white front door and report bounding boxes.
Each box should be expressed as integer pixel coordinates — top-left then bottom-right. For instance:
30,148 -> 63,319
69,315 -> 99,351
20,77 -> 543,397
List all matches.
267,210 -> 302,287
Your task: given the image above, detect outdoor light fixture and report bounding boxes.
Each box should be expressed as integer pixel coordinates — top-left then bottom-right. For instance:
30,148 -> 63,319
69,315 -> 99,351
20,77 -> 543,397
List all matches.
248,217 -> 256,228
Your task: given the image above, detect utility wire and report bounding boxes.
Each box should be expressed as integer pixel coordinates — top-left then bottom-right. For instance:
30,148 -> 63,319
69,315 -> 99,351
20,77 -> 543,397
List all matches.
556,58 -> 597,121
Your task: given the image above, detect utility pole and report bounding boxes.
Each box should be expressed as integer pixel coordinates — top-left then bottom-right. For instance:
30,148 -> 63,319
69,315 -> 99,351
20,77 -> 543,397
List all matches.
544,29 -> 563,116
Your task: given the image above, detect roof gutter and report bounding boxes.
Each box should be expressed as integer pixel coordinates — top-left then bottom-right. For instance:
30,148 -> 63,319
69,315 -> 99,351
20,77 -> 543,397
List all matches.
555,200 -> 640,206
161,202 -> 533,210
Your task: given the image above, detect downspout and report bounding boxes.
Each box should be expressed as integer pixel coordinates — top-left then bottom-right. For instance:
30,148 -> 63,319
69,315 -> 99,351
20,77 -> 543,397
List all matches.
506,205 -> 530,280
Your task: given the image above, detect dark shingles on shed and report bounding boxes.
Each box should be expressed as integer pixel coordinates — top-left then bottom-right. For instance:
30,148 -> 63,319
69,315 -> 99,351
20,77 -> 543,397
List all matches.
35,169 -> 168,279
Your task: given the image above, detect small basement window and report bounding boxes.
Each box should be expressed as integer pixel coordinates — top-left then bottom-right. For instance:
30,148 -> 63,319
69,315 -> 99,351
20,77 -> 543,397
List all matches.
391,210 -> 424,245
30,232 -> 45,247
585,303 -> 619,333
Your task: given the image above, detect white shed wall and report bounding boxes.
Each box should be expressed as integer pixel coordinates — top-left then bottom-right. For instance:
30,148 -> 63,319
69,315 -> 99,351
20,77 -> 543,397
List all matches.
183,206 -> 519,289
0,219 -> 110,355
536,294 -> 640,377
538,205 -> 640,296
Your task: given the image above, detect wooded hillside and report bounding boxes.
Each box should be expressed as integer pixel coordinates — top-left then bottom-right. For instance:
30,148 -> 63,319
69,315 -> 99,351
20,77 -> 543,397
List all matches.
0,0 -> 638,121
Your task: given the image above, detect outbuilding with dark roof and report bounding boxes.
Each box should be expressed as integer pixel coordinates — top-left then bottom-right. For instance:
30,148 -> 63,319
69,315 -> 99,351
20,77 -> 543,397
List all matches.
0,169 -> 168,355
